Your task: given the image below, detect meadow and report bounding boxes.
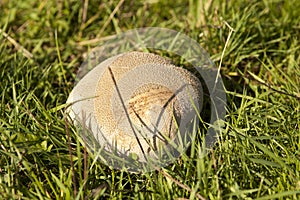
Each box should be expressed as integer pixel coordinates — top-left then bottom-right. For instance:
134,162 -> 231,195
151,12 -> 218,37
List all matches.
0,0 -> 299,199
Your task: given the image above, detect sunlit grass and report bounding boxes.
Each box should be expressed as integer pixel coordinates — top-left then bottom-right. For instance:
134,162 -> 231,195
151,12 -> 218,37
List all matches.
0,0 -> 299,199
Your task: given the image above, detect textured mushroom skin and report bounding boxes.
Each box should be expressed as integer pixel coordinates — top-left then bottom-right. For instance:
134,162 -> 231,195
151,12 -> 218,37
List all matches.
128,83 -> 177,143
93,51 -> 202,159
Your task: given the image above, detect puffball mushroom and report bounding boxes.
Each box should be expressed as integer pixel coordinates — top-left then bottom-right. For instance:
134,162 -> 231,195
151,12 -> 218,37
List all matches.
67,51 -> 202,168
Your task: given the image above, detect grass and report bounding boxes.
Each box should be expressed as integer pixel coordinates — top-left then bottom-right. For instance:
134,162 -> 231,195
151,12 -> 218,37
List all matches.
0,0 -> 299,199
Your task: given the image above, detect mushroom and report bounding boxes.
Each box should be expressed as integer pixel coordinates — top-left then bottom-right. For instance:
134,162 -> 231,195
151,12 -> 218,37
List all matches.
67,51 -> 202,169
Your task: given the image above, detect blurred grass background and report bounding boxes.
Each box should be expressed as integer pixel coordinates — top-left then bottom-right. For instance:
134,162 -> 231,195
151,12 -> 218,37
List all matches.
0,0 -> 299,199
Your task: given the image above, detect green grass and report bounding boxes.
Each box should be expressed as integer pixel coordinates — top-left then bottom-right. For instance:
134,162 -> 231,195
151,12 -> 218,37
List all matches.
0,0 -> 300,199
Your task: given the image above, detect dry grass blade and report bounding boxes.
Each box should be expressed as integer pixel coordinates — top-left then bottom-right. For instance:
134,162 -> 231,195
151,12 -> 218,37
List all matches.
0,28 -> 33,59
96,0 -> 125,38
160,169 -> 207,200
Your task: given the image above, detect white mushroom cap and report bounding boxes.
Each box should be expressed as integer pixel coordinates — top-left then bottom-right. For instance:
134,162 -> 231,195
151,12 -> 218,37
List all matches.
67,51 -> 202,166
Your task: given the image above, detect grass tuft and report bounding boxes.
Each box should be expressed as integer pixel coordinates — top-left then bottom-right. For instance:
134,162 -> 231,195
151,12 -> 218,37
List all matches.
0,0 -> 299,199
